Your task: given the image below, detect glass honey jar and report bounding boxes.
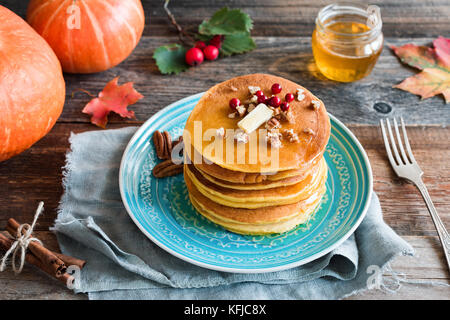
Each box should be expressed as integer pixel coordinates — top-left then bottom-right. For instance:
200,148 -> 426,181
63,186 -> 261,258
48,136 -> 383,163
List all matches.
312,2 -> 383,82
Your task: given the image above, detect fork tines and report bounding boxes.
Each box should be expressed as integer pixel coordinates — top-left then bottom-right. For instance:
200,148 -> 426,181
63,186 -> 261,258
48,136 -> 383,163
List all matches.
380,117 -> 416,167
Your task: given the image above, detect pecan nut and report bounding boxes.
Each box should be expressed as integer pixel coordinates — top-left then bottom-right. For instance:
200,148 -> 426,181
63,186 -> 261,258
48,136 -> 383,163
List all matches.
152,160 -> 183,178
172,136 -> 183,148
276,110 -> 294,123
283,129 -> 300,143
171,136 -> 184,159
265,117 -> 281,130
152,130 -> 165,159
152,130 -> 173,160
163,131 -> 172,158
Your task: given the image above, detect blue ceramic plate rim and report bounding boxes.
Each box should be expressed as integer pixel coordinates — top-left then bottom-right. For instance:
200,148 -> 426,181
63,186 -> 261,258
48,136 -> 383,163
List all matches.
119,92 -> 373,273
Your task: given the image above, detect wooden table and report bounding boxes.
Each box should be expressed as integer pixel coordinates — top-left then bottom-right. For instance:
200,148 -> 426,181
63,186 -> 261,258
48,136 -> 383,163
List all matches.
0,0 -> 449,300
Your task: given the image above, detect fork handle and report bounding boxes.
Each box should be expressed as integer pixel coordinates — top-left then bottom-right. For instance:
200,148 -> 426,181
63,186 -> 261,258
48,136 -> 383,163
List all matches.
416,180 -> 450,271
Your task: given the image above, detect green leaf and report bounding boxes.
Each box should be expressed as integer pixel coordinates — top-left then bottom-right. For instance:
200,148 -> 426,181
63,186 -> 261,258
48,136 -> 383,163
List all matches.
198,7 -> 253,36
153,44 -> 189,75
220,33 -> 256,56
195,33 -> 213,42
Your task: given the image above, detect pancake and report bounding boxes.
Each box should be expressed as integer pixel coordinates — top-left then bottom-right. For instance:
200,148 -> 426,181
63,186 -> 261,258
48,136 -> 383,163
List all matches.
185,171 -> 325,234
187,144 -> 319,184
183,73 -> 330,173
196,165 -> 309,190
185,159 -> 327,208
180,74 -> 331,235
189,194 -> 321,235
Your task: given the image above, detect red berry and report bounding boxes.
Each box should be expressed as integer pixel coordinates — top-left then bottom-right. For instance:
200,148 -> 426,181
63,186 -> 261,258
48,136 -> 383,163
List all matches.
203,45 -> 219,61
271,83 -> 282,94
280,102 -> 290,111
195,41 -> 207,50
209,35 -> 224,49
185,48 -> 204,66
229,98 -> 241,110
285,93 -> 295,102
267,96 -> 281,107
255,90 -> 265,98
257,94 -> 267,104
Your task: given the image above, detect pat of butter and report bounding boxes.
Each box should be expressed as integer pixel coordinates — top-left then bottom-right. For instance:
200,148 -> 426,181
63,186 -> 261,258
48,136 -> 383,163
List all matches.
237,103 -> 274,134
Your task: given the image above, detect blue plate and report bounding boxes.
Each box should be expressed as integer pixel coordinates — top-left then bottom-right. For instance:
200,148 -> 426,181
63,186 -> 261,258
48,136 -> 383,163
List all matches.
119,93 -> 373,273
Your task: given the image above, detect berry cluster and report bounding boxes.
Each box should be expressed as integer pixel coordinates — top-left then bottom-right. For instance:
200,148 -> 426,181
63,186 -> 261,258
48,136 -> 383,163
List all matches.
229,83 -> 296,113
185,35 -> 223,66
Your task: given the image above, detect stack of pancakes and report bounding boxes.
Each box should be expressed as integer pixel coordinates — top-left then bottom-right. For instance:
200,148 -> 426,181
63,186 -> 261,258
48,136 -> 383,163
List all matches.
183,74 -> 330,235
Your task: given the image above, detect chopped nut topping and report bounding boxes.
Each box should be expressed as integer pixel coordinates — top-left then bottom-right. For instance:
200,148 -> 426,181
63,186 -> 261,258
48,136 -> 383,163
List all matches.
248,86 -> 261,95
236,105 -> 247,116
267,130 -> 282,148
234,129 -> 249,143
297,88 -> 305,101
311,100 -> 321,110
303,127 -> 315,135
270,106 -> 281,116
245,95 -> 258,105
276,110 -> 294,123
247,103 -> 256,113
283,129 -> 300,143
228,112 -> 237,119
265,117 -> 281,130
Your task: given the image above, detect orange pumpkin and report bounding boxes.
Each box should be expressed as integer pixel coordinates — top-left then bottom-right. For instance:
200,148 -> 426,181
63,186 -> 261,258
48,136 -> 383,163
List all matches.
0,6 -> 65,162
27,0 -> 145,74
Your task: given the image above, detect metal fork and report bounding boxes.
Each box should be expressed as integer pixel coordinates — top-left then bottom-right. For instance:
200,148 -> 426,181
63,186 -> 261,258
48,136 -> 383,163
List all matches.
380,118 -> 450,271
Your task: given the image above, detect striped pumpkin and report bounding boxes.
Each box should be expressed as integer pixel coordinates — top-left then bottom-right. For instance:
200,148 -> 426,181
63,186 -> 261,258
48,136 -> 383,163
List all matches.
27,0 -> 145,74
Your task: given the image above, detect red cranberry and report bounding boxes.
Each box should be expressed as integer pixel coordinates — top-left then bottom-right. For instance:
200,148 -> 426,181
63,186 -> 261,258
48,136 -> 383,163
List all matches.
285,93 -> 295,102
209,35 -> 224,49
257,94 -> 267,104
280,102 -> 290,111
194,41 -> 207,50
271,83 -> 282,94
255,90 -> 265,98
229,98 -> 241,110
203,45 -> 219,60
185,48 -> 204,66
267,96 -> 281,107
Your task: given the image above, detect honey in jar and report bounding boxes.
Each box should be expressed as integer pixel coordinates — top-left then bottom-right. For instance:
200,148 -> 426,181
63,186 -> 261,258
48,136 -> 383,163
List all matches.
312,3 -> 383,82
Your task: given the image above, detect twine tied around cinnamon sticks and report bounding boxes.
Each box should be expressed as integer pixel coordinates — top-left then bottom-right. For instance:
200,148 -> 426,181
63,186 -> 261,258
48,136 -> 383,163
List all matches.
0,202 -> 86,288
0,202 -> 44,273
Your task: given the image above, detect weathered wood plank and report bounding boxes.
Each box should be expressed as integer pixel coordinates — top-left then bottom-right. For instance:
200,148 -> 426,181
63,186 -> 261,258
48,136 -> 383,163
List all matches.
44,36 -> 450,126
0,231 -> 87,300
0,123 -> 128,229
1,0 -> 449,37
347,281 -> 450,300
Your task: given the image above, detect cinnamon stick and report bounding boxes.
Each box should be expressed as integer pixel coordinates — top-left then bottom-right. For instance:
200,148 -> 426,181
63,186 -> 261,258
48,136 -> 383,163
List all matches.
0,233 -> 72,286
54,252 -> 86,269
6,218 -> 66,276
5,219 -> 86,269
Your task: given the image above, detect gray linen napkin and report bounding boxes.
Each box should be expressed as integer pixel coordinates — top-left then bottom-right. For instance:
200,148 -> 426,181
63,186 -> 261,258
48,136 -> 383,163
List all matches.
53,127 -> 413,300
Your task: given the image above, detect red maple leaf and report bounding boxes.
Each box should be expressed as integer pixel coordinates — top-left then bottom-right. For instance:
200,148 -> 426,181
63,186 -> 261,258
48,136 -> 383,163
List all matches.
391,36 -> 450,103
82,77 -> 144,128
